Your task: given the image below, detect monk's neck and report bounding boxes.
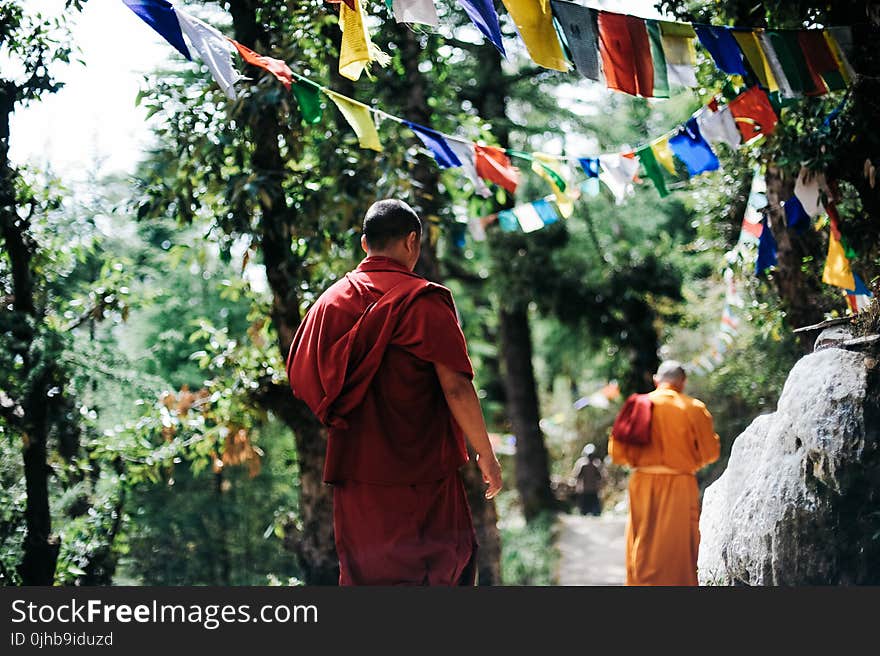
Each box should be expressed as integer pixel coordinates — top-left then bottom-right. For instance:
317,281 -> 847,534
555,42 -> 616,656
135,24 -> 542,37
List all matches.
362,254 -> 411,270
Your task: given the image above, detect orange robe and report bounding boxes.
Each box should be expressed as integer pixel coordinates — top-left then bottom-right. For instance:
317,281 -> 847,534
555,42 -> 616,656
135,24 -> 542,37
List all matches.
609,384 -> 720,585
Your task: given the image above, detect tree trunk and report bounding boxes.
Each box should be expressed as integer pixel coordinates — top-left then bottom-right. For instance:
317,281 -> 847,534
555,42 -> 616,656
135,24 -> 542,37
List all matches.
392,27 -> 503,585
228,0 -> 339,585
497,307 -> 557,520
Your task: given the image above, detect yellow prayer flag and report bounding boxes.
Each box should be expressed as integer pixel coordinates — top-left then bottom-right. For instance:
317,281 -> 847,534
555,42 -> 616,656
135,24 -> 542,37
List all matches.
822,231 -> 856,291
532,154 -> 577,218
339,0 -> 390,81
733,31 -> 779,92
326,91 -> 383,152
659,21 -> 696,66
500,0 -> 568,72
824,31 -> 854,85
651,137 -> 677,176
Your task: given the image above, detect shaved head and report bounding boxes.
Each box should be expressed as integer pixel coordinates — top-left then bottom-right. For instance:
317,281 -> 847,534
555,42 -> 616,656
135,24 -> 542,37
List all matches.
362,199 -> 422,251
655,360 -> 687,386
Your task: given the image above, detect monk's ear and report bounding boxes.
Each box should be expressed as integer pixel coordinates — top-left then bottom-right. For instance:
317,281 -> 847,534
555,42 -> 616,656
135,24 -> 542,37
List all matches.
361,234 -> 369,254
408,231 -> 419,252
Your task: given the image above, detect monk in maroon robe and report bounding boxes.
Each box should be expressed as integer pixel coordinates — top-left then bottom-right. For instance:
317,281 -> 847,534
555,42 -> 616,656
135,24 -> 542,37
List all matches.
286,199 -> 503,586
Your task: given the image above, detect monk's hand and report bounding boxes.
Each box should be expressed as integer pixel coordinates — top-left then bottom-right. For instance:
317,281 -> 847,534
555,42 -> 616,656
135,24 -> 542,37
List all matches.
476,452 -> 503,500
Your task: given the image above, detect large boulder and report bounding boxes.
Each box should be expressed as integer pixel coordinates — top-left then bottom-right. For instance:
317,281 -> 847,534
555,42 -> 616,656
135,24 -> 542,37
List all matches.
698,347 -> 880,585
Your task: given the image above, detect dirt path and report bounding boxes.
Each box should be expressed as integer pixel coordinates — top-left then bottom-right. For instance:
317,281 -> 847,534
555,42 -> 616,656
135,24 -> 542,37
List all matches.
555,513 -> 627,585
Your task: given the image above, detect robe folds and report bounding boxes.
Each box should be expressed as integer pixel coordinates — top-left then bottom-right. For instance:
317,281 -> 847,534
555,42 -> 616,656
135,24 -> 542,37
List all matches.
287,255 -> 478,585
609,384 -> 720,586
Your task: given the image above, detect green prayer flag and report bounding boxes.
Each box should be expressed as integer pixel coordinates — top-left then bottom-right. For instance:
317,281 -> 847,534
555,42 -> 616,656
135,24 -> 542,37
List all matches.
646,20 -> 670,99
768,32 -> 812,94
292,82 -> 323,124
636,145 -> 669,197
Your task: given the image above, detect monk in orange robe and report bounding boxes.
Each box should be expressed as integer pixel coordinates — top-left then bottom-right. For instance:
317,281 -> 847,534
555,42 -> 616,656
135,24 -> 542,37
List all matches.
287,199 -> 503,586
609,361 -> 720,586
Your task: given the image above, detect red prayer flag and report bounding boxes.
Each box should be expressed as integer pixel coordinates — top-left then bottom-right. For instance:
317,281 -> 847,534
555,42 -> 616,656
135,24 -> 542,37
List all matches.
742,218 -> 764,239
597,12 -> 654,97
728,86 -> 778,143
474,145 -> 520,193
229,39 -> 293,89
798,30 -> 842,94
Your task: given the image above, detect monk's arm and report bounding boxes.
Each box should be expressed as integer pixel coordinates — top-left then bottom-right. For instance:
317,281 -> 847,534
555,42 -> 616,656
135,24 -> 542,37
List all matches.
692,403 -> 721,468
434,362 -> 503,499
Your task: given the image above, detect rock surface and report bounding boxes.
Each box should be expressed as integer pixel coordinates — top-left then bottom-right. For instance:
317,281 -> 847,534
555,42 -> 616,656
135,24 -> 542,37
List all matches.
698,347 -> 880,585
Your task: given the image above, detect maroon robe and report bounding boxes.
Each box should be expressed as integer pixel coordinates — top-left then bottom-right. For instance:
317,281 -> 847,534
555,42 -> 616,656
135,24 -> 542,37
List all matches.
286,255 -> 478,585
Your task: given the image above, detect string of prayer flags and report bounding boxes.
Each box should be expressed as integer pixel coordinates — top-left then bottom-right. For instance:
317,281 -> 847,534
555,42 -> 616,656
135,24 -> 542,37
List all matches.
755,217 -> 777,275
175,8 -> 241,100
551,1 -> 600,81
694,25 -> 747,77
457,0 -> 506,55
475,145 -> 520,193
122,0 -> 192,60
230,40 -> 293,89
668,117 -> 720,176
390,0 -> 439,27
404,122 -> 463,168
597,12 -> 654,98
501,0 -> 568,72
635,144 -> 669,197
338,0 -> 391,81
291,82 -> 324,124
696,101 -> 742,150
326,91 -> 383,151
497,198 -> 562,233
728,86 -> 778,143
447,138 -> 492,198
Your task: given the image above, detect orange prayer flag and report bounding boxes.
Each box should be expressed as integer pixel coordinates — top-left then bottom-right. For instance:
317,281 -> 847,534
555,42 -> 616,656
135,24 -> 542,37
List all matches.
229,39 -> 293,89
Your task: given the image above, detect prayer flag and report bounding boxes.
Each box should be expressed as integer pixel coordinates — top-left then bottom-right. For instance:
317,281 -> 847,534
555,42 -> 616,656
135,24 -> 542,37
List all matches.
500,0 -> 568,71
497,209 -> 520,232
767,31 -> 818,95
848,272 -> 871,296
328,0 -> 356,9
784,196 -> 811,233
475,145 -> 519,193
798,30 -> 847,92
646,20 -> 669,98
823,229 -> 856,291
404,122 -> 463,169
513,203 -> 546,233
668,117 -> 720,177
230,40 -> 293,89
826,28 -> 855,84
597,12 -> 654,97
326,91 -> 383,151
696,103 -> 742,150
659,21 -> 697,87
636,145 -> 669,197
578,157 -> 600,178
756,32 -> 798,98
794,167 -> 826,217
740,216 -> 763,244
468,215 -> 487,241
339,0 -> 390,81
122,0 -> 192,60
447,139 -> 492,198
732,30 -> 778,92
598,153 -> 639,204
175,9 -> 240,100
531,153 -> 577,218
755,217 -> 777,276
694,25 -> 747,77
532,198 -> 560,226
550,1 -> 600,81
456,0 -> 506,55
292,82 -> 323,124
391,0 -> 439,27
728,86 -> 778,143
651,136 -> 677,175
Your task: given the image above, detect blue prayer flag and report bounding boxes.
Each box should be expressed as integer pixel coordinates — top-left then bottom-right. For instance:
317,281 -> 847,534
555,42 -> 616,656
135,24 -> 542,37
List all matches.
123,0 -> 192,61
784,196 -> 811,233
578,157 -> 600,178
847,273 -> 872,296
756,217 -> 777,276
403,122 -> 463,169
668,117 -> 720,176
497,210 -> 520,232
694,25 -> 746,77
532,199 -> 559,225
457,0 -> 506,56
